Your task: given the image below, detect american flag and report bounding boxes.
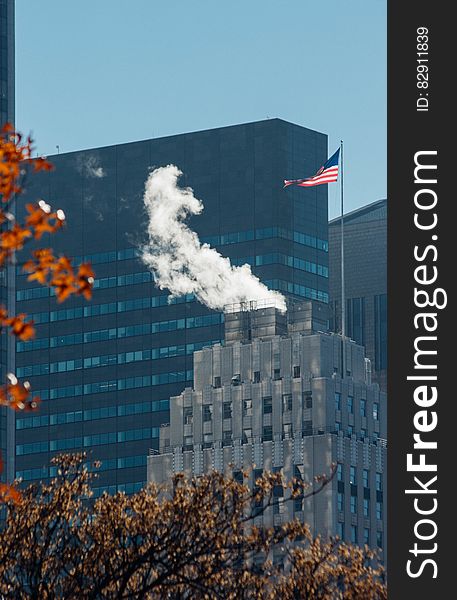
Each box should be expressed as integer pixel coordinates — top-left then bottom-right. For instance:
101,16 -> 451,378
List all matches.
284,148 -> 340,188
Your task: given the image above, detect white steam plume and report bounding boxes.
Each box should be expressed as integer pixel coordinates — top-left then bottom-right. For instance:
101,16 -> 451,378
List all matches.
141,165 -> 287,313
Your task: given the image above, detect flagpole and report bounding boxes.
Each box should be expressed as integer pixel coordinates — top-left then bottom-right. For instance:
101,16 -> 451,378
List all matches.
340,140 -> 346,376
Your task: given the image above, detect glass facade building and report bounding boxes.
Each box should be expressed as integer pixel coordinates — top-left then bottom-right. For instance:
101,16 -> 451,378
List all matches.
0,0 -> 14,128
1,0 -> 14,484
12,119 -> 329,493
329,199 -> 387,391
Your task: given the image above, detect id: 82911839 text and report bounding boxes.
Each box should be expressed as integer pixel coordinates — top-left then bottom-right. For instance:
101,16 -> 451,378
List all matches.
416,27 -> 429,112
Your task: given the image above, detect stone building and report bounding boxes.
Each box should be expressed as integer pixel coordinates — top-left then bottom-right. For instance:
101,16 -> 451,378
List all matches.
148,301 -> 387,554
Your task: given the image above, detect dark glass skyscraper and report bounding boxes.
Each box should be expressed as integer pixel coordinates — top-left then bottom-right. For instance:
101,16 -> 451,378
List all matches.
329,199 -> 387,391
0,0 -> 14,128
12,119 -> 330,493
0,0 -> 14,483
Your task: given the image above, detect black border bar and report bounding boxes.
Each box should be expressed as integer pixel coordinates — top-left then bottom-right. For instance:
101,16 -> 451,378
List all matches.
388,2 -> 453,596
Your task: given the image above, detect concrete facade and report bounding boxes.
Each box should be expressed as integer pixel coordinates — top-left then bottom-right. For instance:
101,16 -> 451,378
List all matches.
148,302 -> 387,554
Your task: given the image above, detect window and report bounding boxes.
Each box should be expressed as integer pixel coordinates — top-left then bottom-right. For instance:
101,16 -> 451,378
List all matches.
360,399 -> 366,417
16,441 -> 49,456
263,397 -> 272,415
273,468 -> 284,515
373,402 -> 379,420
335,421 -> 341,433
374,294 -> 387,370
350,495 -> 357,514
293,366 -> 301,378
293,466 -> 304,513
213,376 -> 221,388
243,399 -> 253,417
376,501 -> 383,520
351,525 -> 358,544
347,396 -> 354,414
303,393 -> 312,409
222,431 -> 232,446
253,468 -> 264,511
233,471 -> 243,484
363,498 -> 370,517
364,528 -> 370,545
337,492 -> 344,511
283,423 -> 292,439
253,371 -> 260,383
303,420 -> 312,435
363,469 -> 369,489
349,466 -> 357,485
203,405 -> 212,422
376,473 -> 383,492
231,373 -> 241,386
16,414 -> 49,430
360,429 -> 367,441
282,394 -> 292,412
377,531 -> 383,549
337,463 -> 343,482
335,392 -> 341,411
223,402 -> 232,420
347,297 -> 365,346
243,429 -> 252,444
183,407 -> 193,425
337,523 -> 345,539
273,368 -> 281,380
263,426 -> 273,442
347,425 -> 354,437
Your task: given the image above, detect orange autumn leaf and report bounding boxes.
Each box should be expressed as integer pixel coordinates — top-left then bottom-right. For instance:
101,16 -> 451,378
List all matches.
5,315 -> 35,341
4,383 -> 29,409
0,376 -> 40,412
54,255 -> 73,273
25,268 -> 48,284
51,273 -> 78,303
0,223 -> 32,251
0,307 -> 35,341
77,263 -> 95,300
24,202 -> 65,239
0,483 -> 21,505
33,156 -> 53,172
1,124 -> 51,204
23,247 -> 56,284
21,249 -> 94,302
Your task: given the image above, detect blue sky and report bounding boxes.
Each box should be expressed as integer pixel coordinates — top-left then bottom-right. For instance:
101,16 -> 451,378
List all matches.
15,0 -> 386,219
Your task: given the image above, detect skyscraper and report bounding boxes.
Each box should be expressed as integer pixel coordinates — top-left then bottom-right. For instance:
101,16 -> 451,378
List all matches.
329,199 -> 387,391
148,302 -> 387,554
0,0 -> 14,128
0,0 -> 15,483
12,119 -> 330,493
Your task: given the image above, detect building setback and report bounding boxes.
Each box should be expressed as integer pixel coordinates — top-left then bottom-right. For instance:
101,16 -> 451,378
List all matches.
12,119 -> 330,494
329,199 -> 387,391
148,302 -> 387,555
